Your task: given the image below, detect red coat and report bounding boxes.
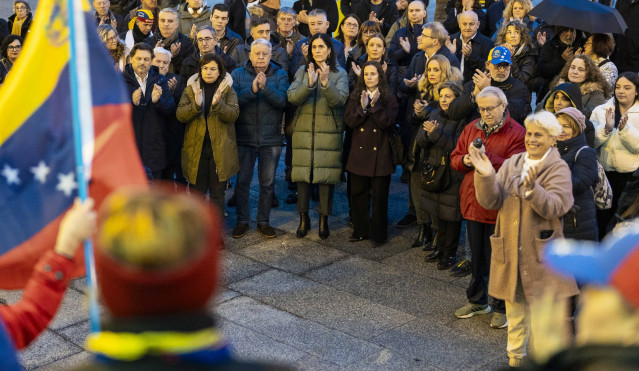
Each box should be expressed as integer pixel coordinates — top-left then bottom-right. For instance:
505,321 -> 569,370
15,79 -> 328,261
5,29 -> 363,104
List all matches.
450,113 -> 526,224
0,251 -> 75,349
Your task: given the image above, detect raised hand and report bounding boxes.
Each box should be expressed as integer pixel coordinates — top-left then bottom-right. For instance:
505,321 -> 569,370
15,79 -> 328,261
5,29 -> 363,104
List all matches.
318,62 -> 330,87
370,90 -> 380,107
414,99 -> 427,117
195,87 -> 203,108
301,43 -> 309,58
170,42 -> 181,57
468,146 -> 494,175
561,47 -> 575,62
537,31 -> 547,47
167,76 -> 177,91
461,42 -> 472,57
403,74 -> 421,88
307,63 -> 318,87
151,84 -> 162,103
190,24 -> 197,40
522,165 -> 539,191
446,37 -> 457,54
472,69 -> 491,94
605,106 -> 615,132
298,9 -> 309,24
399,37 -> 411,54
382,61 -> 387,73
211,88 -> 222,106
252,74 -> 260,93
286,39 -> 294,56
132,87 -> 142,106
422,120 -> 438,134
618,114 -> 629,131
351,62 -> 362,76
257,72 -> 267,90
54,198 -> 97,259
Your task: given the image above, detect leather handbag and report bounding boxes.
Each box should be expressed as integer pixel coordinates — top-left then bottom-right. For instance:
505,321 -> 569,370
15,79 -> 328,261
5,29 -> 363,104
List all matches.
421,153 -> 451,192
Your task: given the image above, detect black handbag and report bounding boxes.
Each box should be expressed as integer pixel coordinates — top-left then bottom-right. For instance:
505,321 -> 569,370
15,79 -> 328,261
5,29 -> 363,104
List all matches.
388,126 -> 405,166
421,153 -> 451,192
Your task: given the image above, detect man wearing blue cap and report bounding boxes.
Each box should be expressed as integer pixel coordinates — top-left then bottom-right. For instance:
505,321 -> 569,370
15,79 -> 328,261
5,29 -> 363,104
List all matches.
446,45 -> 531,125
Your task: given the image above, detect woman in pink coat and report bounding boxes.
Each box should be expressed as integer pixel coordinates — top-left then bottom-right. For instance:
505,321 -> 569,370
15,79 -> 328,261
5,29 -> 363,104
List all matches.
468,111 -> 579,367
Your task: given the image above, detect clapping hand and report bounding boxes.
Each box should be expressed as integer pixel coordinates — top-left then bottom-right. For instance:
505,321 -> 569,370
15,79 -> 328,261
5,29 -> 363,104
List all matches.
167,76 -> 177,91
399,37 -> 411,53
472,69 -> 491,95
461,41 -> 472,57
522,165 -> 539,191
370,90 -> 380,107
360,90 -> 370,110
194,87 -> 203,108
403,74 -> 421,88
618,114 -> 629,131
301,43 -> 309,58
132,87 -> 142,106
369,11 -> 384,25
413,99 -> 428,117
308,63 -> 318,87
468,145 -> 493,175
170,42 -> 181,57
318,62 -> 330,87
351,62 -> 362,76
605,106 -> 615,132
537,31 -> 547,47
422,120 -> 438,134
151,84 -> 162,103
211,87 -> 223,106
561,47 -> 575,62
446,37 -> 457,54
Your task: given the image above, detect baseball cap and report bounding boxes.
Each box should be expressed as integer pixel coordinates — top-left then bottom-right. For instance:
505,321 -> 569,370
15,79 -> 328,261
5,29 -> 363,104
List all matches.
128,9 -> 154,30
487,46 -> 512,65
545,233 -> 639,309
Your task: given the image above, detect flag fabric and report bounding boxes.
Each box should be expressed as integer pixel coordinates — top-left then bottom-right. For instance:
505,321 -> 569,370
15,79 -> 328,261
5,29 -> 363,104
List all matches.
0,0 -> 148,289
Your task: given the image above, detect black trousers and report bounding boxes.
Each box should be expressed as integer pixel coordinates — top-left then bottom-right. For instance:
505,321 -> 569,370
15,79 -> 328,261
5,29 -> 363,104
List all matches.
434,218 -> 461,260
297,182 -> 334,215
350,173 -> 391,243
466,220 -> 505,313
193,143 -> 226,215
597,170 -> 635,239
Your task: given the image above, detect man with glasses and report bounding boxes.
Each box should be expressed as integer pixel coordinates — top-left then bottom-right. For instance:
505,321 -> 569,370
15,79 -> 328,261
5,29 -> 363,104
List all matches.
93,0 -> 125,33
179,25 -> 235,81
352,0 -> 400,36
450,86 -> 525,330
230,18 -> 289,73
230,39 -> 290,239
448,11 -> 493,82
448,46 -> 530,125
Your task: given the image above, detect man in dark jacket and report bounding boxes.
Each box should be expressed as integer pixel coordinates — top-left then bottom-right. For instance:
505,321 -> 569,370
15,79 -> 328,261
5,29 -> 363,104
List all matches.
447,46 -> 530,125
290,9 -> 346,74
388,0 -> 427,69
94,0 -> 126,34
0,19 -> 8,46
119,9 -> 155,51
612,0 -> 639,73
230,18 -> 290,73
231,39 -> 290,239
352,0 -> 400,37
537,26 -> 582,95
180,26 -> 236,80
211,3 -> 243,56
123,43 -> 176,180
293,0 -> 339,36
152,8 -> 194,75
273,7 -> 301,62
448,11 -> 493,82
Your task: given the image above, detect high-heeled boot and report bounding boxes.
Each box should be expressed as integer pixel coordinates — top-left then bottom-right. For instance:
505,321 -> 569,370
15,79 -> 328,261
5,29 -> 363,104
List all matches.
411,224 -> 429,248
422,232 -> 438,251
318,214 -> 329,240
296,212 -> 310,238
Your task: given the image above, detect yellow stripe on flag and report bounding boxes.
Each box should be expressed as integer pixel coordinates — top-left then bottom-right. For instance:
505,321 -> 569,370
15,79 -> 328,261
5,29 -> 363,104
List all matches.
0,0 -> 91,145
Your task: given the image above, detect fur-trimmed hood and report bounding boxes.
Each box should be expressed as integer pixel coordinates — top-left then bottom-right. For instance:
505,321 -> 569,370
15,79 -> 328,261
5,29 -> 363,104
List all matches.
555,78 -> 606,96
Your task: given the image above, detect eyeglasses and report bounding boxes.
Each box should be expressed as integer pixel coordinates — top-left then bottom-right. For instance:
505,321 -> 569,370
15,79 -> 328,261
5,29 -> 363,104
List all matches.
7,45 -> 22,51
197,37 -> 214,43
343,22 -> 358,28
14,6 -> 27,11
478,104 -> 503,113
493,63 -> 511,70
421,34 -> 434,39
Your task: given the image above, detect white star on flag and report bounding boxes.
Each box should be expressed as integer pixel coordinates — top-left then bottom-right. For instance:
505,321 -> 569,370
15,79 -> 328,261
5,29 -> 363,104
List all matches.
56,172 -> 78,197
1,164 -> 20,185
30,161 -> 51,184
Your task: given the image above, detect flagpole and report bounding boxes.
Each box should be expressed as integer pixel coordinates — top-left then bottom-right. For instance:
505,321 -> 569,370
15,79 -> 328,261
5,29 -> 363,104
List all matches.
66,0 -> 101,332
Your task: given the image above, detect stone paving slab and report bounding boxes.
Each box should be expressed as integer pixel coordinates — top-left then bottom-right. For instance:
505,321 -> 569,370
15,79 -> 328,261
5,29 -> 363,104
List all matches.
348,348 -> 443,370
235,233 -> 349,275
222,251 -> 271,285
217,296 -> 382,366
48,289 -> 89,330
17,330 -> 83,370
228,269 -> 417,340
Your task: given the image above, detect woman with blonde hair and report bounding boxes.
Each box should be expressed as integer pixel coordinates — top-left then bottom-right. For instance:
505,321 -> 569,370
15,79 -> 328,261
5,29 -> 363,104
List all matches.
415,55 -> 463,107
97,24 -> 128,72
492,0 -> 538,40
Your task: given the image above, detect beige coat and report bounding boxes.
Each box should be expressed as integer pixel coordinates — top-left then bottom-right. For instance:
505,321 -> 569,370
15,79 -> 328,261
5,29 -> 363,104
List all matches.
474,148 -> 579,303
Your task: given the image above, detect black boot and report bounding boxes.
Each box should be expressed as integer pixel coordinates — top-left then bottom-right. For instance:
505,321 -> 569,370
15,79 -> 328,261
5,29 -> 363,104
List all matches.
296,213 -> 310,238
318,214 -> 329,240
411,224 -> 427,248
422,232 -> 438,251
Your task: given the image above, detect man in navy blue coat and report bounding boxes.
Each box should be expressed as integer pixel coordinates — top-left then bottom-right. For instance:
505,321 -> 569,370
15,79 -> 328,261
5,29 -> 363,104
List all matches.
290,9 -> 346,76
448,11 -> 494,82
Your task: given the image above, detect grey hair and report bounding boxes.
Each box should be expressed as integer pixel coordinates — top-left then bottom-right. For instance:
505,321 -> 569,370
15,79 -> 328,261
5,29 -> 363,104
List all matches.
457,10 -> 478,23
524,111 -> 562,137
278,7 -> 297,18
423,22 -> 448,45
308,8 -> 327,19
251,38 -> 272,51
197,25 -> 217,39
153,47 -> 172,59
159,7 -> 180,19
97,24 -> 117,42
476,86 -> 508,106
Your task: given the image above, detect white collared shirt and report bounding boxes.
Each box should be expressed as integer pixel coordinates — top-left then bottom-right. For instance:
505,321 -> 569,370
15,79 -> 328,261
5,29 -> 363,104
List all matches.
460,32 -> 477,75
135,72 -> 149,95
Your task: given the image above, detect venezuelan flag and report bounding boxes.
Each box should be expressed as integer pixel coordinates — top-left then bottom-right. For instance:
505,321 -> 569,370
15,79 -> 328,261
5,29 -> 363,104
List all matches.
0,0 -> 147,289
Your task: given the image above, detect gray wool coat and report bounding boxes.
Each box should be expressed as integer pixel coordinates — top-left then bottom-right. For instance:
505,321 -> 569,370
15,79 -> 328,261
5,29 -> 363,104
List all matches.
474,148 -> 579,303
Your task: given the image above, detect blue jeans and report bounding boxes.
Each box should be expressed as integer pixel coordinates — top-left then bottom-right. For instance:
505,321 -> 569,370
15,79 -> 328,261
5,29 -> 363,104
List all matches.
236,145 -> 282,225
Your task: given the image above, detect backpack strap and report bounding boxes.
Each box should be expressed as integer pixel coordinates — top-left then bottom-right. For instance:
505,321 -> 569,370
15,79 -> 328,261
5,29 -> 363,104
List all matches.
574,145 -> 589,162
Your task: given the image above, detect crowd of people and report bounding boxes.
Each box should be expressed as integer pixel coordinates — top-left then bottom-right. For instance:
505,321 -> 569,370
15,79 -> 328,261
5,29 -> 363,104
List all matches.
2,0 -> 639,368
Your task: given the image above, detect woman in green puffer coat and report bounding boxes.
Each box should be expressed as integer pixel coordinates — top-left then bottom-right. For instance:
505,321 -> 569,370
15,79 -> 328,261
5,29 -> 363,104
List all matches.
287,33 -> 349,240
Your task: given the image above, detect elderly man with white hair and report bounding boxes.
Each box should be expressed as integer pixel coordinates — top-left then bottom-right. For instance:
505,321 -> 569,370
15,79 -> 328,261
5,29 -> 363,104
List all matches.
469,109 -> 578,368
447,10 -> 494,82
230,39 -> 290,239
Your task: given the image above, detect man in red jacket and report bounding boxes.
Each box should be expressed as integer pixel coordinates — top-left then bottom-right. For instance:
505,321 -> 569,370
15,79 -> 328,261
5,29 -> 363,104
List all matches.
450,86 -> 525,329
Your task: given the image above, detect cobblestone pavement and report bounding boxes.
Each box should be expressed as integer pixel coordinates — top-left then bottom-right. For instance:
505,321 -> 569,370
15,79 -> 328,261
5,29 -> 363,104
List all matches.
1,151 -> 508,370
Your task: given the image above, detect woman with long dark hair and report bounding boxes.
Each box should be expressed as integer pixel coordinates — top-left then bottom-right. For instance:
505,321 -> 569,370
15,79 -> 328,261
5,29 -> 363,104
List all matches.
176,53 -> 239,214
288,33 -> 349,240
591,72 -> 639,239
335,14 -> 362,65
344,61 -> 398,245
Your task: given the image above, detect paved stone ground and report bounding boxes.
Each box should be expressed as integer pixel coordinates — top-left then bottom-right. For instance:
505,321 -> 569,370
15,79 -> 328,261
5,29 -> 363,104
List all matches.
1,149 -> 509,370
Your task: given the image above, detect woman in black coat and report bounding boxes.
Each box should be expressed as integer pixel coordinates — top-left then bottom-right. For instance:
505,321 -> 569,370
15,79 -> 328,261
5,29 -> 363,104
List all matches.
555,107 -> 599,241
344,61 -> 399,245
495,20 -> 537,90
417,81 -> 466,269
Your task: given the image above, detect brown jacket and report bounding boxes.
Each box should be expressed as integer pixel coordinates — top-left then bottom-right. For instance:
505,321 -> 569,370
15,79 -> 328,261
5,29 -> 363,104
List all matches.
474,148 -> 579,303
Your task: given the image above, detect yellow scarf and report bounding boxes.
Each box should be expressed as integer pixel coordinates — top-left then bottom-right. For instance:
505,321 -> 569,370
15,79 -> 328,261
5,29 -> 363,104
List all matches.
11,17 -> 25,36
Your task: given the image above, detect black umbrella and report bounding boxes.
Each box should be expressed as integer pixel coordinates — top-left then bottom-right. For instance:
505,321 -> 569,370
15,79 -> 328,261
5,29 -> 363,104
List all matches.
529,0 -> 628,34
